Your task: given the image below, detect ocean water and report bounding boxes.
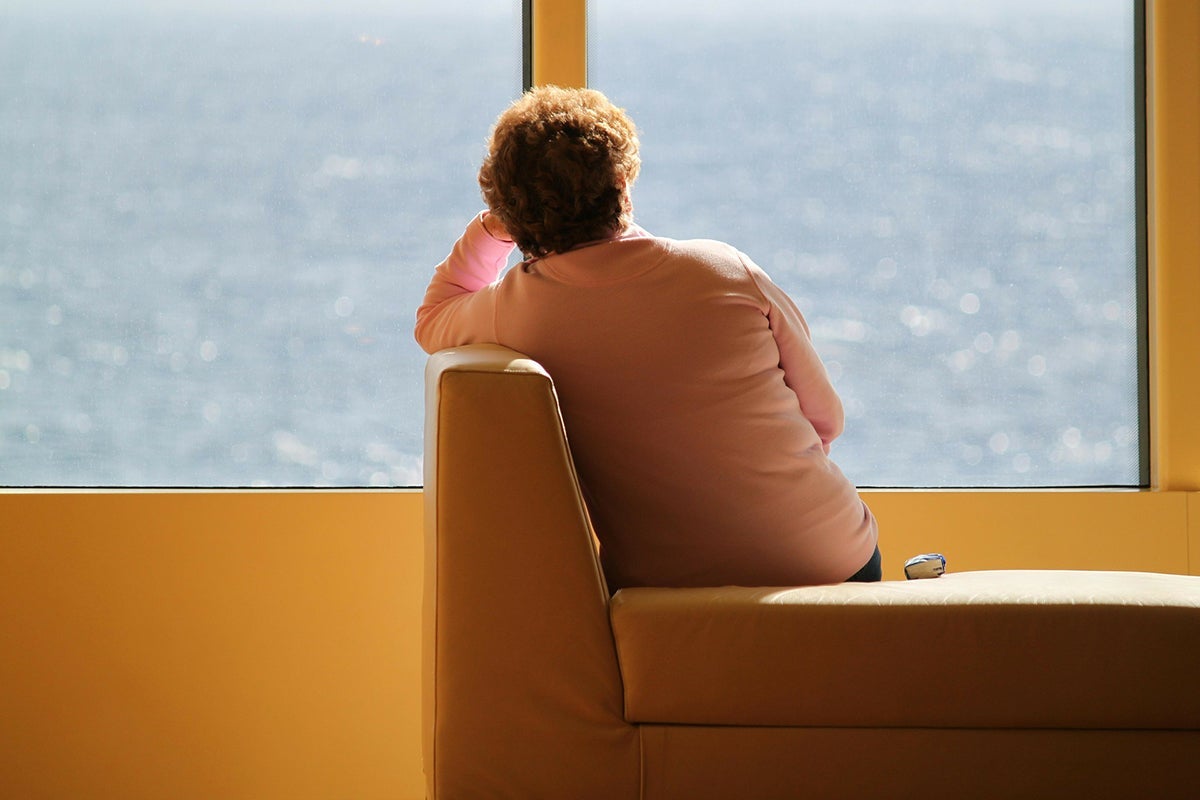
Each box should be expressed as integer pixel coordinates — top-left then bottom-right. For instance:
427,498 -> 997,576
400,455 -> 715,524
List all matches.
0,6 -> 1141,487
1,9 -> 517,486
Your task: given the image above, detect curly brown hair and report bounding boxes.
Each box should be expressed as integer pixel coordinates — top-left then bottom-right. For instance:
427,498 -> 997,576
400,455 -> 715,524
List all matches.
478,86 -> 641,257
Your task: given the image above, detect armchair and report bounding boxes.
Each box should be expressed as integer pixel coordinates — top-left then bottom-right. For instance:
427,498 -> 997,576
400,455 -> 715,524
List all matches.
423,344 -> 1200,799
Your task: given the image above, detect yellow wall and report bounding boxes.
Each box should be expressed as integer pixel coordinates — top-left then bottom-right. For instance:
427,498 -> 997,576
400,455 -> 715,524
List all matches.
0,492 -> 425,799
1191,493 -> 1200,577
2,489 -> 1195,799
1,2 -> 1197,799
869,490 -> 1191,575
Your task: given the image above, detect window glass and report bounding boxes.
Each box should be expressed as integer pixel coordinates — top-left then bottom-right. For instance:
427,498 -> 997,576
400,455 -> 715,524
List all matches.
1,0 -> 520,486
590,0 -> 1143,487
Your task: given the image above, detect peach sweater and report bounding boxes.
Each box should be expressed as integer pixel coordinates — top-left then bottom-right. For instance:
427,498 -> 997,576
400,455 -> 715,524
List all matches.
416,213 -> 878,589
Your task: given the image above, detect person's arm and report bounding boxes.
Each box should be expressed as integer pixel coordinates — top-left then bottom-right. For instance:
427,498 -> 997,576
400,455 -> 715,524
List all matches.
744,258 -> 845,451
414,212 -> 517,354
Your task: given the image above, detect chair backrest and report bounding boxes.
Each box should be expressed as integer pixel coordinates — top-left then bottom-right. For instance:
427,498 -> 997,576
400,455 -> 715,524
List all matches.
423,344 -> 638,800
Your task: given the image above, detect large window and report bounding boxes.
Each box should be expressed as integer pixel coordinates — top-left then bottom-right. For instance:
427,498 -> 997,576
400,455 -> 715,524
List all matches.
1,1 -> 520,486
3,0 -> 1146,489
591,0 -> 1144,487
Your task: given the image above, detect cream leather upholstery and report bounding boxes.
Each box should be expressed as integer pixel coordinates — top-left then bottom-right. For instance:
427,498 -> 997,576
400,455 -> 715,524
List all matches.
424,344 -> 1200,800
613,574 -> 1200,729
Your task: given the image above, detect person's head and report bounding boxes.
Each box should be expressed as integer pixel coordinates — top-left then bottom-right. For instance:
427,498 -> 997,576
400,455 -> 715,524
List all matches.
478,86 -> 641,257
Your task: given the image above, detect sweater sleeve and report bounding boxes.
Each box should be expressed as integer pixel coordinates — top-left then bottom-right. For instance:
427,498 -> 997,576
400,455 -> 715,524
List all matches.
743,257 -> 845,449
414,212 -> 517,354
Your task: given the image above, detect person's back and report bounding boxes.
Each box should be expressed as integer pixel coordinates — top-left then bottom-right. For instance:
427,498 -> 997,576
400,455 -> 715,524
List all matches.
415,86 -> 879,590
488,230 -> 875,588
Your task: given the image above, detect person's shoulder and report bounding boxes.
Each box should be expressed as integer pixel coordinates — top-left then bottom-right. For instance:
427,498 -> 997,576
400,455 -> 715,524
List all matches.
658,236 -> 753,281
662,235 -> 739,257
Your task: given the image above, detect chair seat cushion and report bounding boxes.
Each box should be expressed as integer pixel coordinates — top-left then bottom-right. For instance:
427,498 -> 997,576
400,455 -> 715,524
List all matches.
610,570 -> 1200,730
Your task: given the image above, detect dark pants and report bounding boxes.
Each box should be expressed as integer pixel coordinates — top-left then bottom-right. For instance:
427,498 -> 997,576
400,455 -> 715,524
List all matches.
845,545 -> 882,582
